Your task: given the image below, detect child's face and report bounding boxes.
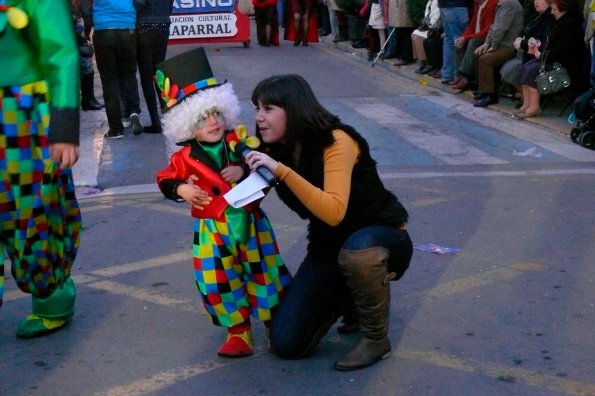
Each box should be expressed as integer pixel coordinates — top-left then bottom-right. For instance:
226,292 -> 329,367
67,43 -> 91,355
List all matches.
192,107 -> 226,143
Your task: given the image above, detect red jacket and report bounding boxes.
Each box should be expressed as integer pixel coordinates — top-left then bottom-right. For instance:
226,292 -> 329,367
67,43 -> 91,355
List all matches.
462,0 -> 498,41
156,139 -> 258,219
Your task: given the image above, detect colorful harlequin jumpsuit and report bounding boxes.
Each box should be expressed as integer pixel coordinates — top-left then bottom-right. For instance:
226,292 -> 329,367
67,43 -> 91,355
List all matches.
0,0 -> 82,337
156,132 -> 291,329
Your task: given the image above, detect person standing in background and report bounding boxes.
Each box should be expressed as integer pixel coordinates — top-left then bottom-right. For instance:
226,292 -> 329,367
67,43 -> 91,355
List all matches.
253,0 -> 280,46
387,0 -> 417,66
438,0 -> 471,83
0,0 -> 82,338
92,0 -> 144,139
285,0 -> 319,46
136,0 -> 173,134
71,0 -> 104,111
327,0 -> 346,42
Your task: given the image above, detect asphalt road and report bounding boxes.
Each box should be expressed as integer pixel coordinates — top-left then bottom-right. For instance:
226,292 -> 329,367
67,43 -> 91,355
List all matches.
1,21 -> 595,396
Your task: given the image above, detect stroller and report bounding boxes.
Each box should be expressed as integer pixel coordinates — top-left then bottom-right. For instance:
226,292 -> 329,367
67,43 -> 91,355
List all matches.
570,89 -> 595,150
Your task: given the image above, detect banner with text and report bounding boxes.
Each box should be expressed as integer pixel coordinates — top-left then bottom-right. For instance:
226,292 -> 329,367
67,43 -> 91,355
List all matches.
169,0 -> 250,45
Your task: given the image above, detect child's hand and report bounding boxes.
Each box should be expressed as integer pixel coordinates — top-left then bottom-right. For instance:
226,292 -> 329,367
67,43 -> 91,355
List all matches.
221,165 -> 244,183
177,181 -> 212,210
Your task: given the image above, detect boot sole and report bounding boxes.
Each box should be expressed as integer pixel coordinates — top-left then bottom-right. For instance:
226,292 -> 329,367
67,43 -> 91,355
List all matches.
333,349 -> 392,371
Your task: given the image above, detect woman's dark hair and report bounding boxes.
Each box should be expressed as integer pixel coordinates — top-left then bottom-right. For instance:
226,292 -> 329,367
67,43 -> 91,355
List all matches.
251,74 -> 340,161
550,0 -> 579,13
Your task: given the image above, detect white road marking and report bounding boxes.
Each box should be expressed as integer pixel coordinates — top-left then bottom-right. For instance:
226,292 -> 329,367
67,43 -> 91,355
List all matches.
345,101 -> 508,165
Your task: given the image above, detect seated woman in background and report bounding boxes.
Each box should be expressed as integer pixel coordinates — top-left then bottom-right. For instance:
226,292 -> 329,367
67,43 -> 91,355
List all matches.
515,0 -> 588,119
513,0 -> 554,114
411,0 -> 441,74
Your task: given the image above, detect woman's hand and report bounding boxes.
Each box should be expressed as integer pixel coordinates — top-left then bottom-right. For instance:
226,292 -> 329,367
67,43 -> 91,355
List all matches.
245,151 -> 279,174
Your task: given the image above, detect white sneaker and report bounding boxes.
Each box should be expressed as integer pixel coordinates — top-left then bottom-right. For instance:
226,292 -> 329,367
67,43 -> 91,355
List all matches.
130,113 -> 144,135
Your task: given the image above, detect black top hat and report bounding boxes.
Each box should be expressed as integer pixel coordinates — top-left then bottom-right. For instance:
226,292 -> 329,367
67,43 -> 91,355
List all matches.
155,47 -> 224,111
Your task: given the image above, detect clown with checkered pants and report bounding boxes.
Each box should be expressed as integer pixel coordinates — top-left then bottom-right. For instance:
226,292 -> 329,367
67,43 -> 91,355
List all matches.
155,48 -> 291,357
1,0 -> 82,338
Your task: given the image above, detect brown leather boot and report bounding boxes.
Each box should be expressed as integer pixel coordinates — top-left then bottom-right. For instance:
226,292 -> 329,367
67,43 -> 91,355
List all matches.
334,247 -> 395,371
337,305 -> 359,334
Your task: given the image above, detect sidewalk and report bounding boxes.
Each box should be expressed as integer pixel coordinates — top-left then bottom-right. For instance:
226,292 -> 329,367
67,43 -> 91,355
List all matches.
320,35 -> 573,137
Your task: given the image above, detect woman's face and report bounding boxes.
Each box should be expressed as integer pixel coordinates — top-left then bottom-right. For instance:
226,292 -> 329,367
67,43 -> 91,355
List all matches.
550,2 -> 565,18
255,101 -> 287,144
534,0 -> 549,13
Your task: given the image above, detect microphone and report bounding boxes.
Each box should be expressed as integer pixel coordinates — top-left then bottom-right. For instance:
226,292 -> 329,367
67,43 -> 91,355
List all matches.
233,142 -> 278,186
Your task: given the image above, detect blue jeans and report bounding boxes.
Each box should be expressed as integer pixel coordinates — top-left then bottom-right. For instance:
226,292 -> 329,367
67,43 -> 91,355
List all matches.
440,7 -> 469,82
269,226 -> 412,358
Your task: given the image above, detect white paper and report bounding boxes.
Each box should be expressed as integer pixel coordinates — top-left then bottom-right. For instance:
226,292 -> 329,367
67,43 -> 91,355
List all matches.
224,172 -> 269,208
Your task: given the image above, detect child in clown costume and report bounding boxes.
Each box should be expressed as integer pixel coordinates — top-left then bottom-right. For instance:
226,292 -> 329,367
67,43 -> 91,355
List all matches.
0,0 -> 82,337
155,48 -> 291,357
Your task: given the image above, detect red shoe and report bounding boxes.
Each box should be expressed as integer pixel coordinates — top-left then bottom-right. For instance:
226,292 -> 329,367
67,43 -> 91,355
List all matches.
217,329 -> 254,357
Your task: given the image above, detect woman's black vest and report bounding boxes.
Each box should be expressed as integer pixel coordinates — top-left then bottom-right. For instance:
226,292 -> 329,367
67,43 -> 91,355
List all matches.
275,124 -> 408,254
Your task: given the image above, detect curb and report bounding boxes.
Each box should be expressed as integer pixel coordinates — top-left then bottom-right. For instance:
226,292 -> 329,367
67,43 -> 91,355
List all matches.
319,35 -> 573,136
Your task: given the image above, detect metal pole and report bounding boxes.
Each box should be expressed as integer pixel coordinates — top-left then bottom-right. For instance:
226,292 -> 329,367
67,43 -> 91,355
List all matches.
371,26 -> 397,67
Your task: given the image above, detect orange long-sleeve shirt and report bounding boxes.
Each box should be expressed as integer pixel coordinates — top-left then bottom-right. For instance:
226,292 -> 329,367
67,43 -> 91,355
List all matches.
273,130 -> 360,227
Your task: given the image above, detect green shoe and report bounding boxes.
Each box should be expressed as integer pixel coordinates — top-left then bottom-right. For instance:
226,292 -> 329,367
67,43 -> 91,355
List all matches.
16,312 -> 73,338
16,277 -> 76,338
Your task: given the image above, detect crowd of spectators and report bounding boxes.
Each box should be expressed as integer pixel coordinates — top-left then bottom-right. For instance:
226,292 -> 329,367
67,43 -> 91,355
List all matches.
315,0 -> 592,117
78,0 -> 594,122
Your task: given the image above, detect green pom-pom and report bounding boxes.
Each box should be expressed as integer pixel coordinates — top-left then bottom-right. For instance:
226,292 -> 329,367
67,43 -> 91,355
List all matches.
155,70 -> 165,91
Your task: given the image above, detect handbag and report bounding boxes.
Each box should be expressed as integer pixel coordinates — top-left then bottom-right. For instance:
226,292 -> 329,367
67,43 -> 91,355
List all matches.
426,19 -> 442,39
535,51 -> 571,95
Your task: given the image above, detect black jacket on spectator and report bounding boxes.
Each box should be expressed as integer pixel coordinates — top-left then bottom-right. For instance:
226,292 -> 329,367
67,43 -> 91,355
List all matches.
137,0 -> 174,25
518,8 -> 555,63
542,11 -> 589,95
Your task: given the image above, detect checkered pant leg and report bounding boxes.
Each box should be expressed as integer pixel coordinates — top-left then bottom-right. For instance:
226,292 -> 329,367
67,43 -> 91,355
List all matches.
0,82 -> 82,302
192,209 -> 291,327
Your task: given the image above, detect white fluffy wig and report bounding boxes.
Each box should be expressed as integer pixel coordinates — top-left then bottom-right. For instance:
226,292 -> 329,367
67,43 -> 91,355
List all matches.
161,83 -> 240,143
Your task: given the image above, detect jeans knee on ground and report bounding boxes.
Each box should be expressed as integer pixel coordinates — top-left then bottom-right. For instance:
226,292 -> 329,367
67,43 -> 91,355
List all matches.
269,321 -> 309,359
